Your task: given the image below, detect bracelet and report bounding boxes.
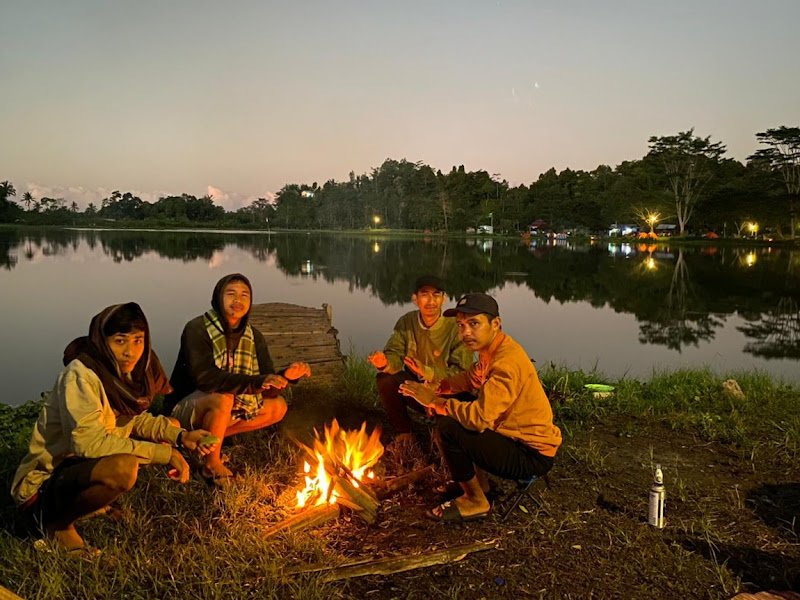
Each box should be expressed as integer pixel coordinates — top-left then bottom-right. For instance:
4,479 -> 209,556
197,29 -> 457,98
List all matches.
176,429 -> 186,449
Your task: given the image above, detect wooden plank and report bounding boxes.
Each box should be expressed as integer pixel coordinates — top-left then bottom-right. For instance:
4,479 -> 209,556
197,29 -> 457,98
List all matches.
247,302 -> 343,383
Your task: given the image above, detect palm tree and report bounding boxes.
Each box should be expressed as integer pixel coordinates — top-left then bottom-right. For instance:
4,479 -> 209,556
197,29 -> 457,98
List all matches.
22,191 -> 34,211
70,201 -> 79,213
0,180 -> 16,202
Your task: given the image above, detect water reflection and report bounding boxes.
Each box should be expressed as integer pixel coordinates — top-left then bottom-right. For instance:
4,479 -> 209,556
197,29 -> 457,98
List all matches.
1,228 -> 799,361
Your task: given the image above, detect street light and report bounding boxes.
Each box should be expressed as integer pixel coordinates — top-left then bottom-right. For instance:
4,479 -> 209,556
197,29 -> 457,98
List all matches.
647,212 -> 659,234
373,215 -> 380,227
748,222 -> 759,239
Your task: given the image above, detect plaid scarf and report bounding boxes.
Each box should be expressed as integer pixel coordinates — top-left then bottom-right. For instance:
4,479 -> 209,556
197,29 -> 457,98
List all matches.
203,309 -> 262,420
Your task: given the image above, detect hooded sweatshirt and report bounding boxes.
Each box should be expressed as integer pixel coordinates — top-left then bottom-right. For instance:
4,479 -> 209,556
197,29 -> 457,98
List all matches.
12,303 -> 182,506
164,274 -> 277,412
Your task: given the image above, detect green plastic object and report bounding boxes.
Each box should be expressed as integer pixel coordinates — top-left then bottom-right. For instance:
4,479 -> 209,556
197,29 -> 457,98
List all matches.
199,435 -> 220,445
584,384 -> 615,393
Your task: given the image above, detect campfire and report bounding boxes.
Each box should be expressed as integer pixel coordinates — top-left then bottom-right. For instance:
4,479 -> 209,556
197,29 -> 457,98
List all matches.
264,419 -> 435,539
295,419 -> 383,516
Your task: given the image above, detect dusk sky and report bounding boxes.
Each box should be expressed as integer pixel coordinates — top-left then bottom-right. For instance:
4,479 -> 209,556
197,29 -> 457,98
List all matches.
1,1 -> 798,210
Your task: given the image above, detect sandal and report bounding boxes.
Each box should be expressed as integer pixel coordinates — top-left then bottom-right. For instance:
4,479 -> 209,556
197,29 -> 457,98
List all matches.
435,480 -> 499,501
431,500 -> 490,523
201,467 -> 240,488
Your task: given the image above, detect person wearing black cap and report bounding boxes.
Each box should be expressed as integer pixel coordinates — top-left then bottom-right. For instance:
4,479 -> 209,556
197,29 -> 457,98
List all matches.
400,292 -> 561,522
164,274 -> 311,484
367,275 -> 474,446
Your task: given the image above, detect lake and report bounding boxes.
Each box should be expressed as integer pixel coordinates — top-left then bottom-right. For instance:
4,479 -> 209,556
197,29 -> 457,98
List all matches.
1,228 -> 798,405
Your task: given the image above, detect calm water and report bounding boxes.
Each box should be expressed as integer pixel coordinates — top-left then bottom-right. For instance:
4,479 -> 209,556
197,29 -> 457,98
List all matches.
1,228 -> 799,405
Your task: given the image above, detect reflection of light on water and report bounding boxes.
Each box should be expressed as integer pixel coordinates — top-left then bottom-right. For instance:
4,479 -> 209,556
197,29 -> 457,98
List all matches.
608,243 -> 633,257
646,257 -> 656,271
481,240 -> 493,252
745,252 -> 757,267
372,242 -> 380,253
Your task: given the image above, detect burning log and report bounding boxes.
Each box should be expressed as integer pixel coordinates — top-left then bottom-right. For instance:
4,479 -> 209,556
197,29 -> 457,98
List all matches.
374,465 -> 435,500
284,539 -> 499,581
263,503 -> 341,539
332,475 -> 379,524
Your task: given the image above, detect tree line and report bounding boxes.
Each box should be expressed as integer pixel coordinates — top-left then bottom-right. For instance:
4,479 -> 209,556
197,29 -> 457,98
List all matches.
1,126 -> 798,237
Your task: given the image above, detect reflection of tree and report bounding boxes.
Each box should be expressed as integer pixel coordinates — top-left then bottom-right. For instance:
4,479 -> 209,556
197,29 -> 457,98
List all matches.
637,249 -> 724,350
2,228 -> 800,358
739,297 -> 800,359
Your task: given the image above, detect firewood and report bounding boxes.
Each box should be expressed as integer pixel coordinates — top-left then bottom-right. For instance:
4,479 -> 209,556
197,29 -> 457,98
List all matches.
333,475 -> 380,521
375,465 -> 435,500
284,539 -> 498,580
263,504 -> 341,539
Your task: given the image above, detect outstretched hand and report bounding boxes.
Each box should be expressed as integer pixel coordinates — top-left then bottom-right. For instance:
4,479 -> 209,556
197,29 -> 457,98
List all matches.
403,356 -> 429,381
399,380 -> 447,415
261,374 -> 288,390
284,361 -> 312,381
367,351 -> 388,370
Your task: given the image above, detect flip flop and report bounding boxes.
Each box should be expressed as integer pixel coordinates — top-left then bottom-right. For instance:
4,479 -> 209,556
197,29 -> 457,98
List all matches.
435,480 -> 499,501
431,500 -> 490,523
33,539 -> 102,560
201,467 -> 239,488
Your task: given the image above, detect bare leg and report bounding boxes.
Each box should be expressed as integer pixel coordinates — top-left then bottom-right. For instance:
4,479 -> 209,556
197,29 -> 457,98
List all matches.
224,397 -> 287,437
46,454 -> 139,550
190,393 -> 235,477
432,475 -> 490,519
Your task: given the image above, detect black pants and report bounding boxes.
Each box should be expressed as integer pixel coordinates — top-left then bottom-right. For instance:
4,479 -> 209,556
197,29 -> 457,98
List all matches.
377,371 -> 426,435
23,456 -> 102,527
436,416 -> 554,483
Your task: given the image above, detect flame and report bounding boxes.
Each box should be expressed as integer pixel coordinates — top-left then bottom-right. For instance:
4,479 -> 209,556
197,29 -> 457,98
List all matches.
295,419 -> 383,508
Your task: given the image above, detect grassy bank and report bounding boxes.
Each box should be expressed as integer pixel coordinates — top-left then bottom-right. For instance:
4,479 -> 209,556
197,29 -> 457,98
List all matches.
1,359 -> 798,599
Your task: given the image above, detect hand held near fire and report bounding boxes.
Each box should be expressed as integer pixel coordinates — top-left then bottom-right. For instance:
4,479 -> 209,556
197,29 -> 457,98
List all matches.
284,361 -> 311,380
262,374 -> 288,390
168,448 -> 190,483
403,356 -> 431,381
367,351 -> 387,370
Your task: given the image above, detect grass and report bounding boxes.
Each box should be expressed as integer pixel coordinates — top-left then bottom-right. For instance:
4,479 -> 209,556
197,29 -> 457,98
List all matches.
0,358 -> 798,598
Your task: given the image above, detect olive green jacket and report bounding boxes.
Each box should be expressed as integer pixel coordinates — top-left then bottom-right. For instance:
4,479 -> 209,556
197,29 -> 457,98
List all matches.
380,311 -> 474,381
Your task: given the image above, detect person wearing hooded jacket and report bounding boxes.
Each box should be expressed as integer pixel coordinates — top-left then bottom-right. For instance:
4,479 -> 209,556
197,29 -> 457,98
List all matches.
11,303 -> 216,557
164,273 -> 311,484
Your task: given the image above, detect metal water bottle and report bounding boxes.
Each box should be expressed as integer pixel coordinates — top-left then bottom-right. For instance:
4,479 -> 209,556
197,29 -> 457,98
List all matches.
648,464 -> 666,528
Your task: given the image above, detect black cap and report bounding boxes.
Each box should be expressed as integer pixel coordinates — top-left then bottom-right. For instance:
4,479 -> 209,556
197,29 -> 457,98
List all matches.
414,275 -> 446,293
443,293 -> 499,318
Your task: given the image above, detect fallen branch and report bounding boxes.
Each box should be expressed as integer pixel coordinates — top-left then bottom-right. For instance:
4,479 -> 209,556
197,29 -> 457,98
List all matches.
0,585 -> 25,600
263,503 -> 341,539
285,539 -> 498,581
375,465 -> 435,500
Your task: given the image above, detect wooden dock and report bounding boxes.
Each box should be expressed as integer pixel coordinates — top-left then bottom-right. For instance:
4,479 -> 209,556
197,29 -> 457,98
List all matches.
248,303 -> 344,384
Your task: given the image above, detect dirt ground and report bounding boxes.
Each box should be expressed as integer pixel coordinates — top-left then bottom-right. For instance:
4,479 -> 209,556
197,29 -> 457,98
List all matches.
282,404 -> 800,600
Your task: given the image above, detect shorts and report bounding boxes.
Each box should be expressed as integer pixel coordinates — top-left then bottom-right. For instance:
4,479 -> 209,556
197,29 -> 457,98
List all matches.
23,456 -> 101,525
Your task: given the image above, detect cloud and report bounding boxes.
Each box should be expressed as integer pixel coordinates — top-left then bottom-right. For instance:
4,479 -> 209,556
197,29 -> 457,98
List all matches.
18,181 -> 277,212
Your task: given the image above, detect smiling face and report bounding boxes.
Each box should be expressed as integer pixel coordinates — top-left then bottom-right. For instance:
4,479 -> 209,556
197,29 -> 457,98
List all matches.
412,285 -> 446,327
455,312 -> 501,353
106,329 -> 146,374
222,280 -> 251,328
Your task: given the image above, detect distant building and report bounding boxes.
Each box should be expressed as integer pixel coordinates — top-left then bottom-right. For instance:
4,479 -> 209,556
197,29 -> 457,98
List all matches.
477,225 -> 494,235
655,224 -> 678,236
529,219 -> 548,234
608,224 -> 638,237
301,190 -> 315,198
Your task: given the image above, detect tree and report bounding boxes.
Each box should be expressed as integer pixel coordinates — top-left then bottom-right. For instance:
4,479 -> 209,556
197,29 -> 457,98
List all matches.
21,191 -> 34,211
0,181 -> 16,202
748,126 -> 800,238
647,129 -> 726,235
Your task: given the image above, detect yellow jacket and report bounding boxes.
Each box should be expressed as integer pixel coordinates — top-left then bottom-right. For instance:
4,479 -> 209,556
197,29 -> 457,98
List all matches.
439,333 -> 561,457
12,359 -> 182,506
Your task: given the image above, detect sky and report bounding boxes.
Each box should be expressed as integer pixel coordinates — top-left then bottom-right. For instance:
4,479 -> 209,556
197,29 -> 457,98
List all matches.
1,0 -> 799,210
